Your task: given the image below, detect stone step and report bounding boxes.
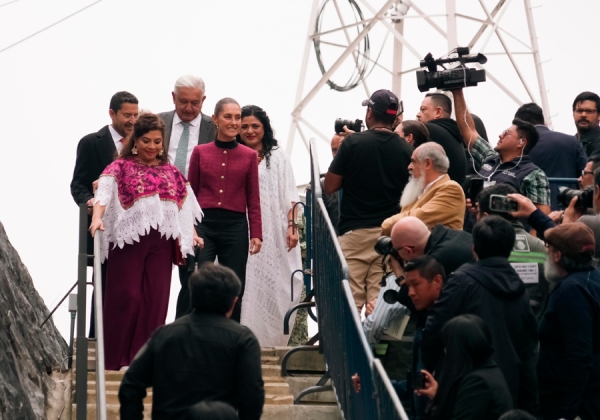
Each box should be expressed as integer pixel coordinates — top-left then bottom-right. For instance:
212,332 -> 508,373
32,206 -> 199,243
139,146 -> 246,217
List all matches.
262,364 -> 281,377
78,403 -> 342,420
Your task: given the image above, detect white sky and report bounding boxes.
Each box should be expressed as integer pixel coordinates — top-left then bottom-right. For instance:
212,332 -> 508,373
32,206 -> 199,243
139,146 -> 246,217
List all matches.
0,0 -> 598,340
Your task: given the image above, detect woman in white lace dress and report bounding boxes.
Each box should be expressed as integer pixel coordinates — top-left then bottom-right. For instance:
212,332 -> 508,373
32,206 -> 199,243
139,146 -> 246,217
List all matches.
238,105 -> 303,346
89,113 -> 203,370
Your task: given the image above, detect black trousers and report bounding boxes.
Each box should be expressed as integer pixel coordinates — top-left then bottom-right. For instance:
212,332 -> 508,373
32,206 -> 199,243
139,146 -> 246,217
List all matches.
176,211 -> 249,321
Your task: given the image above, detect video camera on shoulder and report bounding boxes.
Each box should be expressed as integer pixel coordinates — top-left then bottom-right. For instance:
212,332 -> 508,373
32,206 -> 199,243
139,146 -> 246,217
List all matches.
334,118 -> 363,134
416,47 -> 487,92
558,186 -> 594,212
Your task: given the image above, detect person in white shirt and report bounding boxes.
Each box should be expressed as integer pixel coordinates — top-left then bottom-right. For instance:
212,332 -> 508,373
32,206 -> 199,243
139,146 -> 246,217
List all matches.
70,90 -> 139,337
158,75 -> 216,318
158,75 -> 216,178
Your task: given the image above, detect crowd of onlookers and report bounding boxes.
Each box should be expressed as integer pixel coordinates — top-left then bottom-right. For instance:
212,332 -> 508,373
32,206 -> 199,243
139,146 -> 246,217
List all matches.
324,88 -> 600,420
70,72 -> 600,419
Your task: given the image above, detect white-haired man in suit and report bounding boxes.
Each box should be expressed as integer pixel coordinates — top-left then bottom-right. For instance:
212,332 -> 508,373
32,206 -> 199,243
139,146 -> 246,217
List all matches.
158,75 -> 216,178
159,75 -> 216,319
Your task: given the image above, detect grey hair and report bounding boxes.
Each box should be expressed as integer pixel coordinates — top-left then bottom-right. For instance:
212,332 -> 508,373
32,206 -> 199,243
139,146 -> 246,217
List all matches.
414,142 -> 449,174
214,97 -> 240,116
174,74 -> 205,94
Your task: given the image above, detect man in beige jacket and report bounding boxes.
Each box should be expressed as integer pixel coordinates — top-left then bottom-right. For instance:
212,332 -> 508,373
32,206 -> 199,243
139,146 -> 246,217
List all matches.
381,142 -> 465,236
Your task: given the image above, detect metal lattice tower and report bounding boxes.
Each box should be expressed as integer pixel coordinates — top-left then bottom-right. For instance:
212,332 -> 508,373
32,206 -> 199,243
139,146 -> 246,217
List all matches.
287,0 -> 551,154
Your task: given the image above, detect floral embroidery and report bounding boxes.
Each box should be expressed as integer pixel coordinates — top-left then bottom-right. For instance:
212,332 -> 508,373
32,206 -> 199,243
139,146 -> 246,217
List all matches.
100,158 -> 189,210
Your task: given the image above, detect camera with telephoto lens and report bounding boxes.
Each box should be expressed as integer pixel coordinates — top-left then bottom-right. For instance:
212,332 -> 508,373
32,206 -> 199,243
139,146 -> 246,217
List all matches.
558,186 -> 594,212
335,118 -> 363,134
416,47 -> 487,92
375,236 -> 395,256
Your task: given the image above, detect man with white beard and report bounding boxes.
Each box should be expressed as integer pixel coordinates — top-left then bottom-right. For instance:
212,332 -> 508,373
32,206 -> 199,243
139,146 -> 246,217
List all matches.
537,223 -> 600,420
381,142 -> 466,236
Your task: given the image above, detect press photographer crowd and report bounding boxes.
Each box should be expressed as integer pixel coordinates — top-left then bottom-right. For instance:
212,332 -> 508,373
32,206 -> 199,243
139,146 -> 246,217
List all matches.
323,49 -> 600,420
70,46 -> 599,419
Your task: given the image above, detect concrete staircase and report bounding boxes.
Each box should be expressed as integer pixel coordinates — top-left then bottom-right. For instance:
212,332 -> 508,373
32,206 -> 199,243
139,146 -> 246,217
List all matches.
72,341 -> 342,419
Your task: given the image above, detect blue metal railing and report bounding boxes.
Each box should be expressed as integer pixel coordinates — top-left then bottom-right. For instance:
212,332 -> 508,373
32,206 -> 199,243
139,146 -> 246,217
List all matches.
309,138 -> 408,419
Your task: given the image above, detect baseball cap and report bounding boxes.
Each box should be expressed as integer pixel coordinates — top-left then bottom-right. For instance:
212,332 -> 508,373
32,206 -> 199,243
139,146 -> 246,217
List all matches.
545,222 -> 596,261
362,89 -> 399,115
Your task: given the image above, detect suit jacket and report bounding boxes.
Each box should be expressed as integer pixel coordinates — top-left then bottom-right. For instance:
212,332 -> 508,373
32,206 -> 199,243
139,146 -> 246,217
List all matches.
381,174 -> 466,235
70,125 -> 116,205
119,312 -> 265,420
529,125 -> 587,209
158,111 -> 216,152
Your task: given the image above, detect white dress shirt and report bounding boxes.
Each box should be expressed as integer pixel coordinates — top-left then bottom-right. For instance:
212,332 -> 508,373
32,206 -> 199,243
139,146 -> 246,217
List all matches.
168,113 -> 202,177
108,125 -> 124,154
419,174 -> 445,199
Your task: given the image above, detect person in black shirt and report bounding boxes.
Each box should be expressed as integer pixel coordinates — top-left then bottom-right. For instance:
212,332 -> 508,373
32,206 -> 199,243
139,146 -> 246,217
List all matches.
324,89 -> 412,311
416,92 -> 467,185
119,263 -> 264,420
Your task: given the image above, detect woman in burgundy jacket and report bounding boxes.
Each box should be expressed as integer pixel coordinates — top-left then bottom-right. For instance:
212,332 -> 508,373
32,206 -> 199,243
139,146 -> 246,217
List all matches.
187,97 -> 262,322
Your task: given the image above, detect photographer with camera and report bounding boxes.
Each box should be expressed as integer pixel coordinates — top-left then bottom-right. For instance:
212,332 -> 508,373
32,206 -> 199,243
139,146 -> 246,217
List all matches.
380,142 -> 466,235
451,88 -> 551,215
324,89 -> 413,311
420,216 -> 539,413
509,166 -> 600,258
476,184 -> 549,319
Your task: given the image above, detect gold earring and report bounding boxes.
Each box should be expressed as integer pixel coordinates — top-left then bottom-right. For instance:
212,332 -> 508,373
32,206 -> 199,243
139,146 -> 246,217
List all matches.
132,146 -> 138,155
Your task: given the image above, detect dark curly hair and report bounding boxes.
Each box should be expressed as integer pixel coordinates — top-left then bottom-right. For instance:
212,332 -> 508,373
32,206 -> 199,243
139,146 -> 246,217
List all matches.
121,112 -> 168,164
237,105 -> 278,168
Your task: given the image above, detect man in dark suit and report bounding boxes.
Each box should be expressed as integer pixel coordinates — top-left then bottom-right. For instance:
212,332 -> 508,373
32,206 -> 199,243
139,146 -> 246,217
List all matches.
70,91 -> 139,336
515,102 -> 587,209
162,75 -> 216,318
71,91 -> 139,213
119,263 -> 264,420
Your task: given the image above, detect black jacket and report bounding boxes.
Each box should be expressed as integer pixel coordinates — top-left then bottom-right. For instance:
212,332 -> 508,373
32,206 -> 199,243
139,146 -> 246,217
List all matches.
70,125 -> 116,205
421,257 -> 539,413
425,224 -> 474,276
433,359 -> 513,420
119,312 -> 265,420
426,119 -> 467,185
538,269 -> 600,420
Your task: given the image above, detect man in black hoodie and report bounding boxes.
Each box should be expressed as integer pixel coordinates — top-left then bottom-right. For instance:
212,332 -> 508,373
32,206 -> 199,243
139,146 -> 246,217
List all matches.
416,92 -> 467,185
420,216 -> 539,414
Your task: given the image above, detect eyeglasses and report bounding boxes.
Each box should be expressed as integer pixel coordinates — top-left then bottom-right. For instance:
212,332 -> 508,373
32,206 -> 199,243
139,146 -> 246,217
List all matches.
582,169 -> 594,176
574,108 -> 598,115
500,129 -> 524,140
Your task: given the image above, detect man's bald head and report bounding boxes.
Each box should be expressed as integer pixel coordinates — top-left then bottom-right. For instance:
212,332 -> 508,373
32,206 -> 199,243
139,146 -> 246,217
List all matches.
331,134 -> 343,158
390,216 -> 431,260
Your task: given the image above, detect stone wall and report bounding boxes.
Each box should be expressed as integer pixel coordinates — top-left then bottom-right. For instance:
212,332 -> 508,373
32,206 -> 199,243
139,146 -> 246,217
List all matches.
0,221 -> 69,419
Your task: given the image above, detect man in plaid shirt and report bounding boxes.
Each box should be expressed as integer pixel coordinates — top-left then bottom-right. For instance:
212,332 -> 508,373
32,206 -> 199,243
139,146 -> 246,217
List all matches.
451,88 -> 551,214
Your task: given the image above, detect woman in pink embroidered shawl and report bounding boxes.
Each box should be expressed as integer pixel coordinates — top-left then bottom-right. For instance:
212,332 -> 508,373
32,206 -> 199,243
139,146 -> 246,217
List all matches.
89,113 -> 203,370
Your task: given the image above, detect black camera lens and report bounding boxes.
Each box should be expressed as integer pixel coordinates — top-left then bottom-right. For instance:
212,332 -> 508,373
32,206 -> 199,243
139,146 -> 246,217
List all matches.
383,289 -> 401,305
558,186 -> 594,210
334,118 -> 363,134
374,236 -> 394,256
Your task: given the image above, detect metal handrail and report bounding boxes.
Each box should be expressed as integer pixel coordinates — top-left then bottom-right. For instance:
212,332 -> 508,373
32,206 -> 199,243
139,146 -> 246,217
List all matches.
93,234 -> 107,420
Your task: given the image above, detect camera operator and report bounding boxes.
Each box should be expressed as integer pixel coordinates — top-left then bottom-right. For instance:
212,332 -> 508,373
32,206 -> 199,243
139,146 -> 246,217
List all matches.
324,89 -> 413,311
476,184 -> 549,319
451,88 -> 551,215
416,92 -> 467,185
538,223 -> 600,420
420,216 -> 539,413
395,255 -> 446,420
509,168 -> 600,258
380,142 -> 466,235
